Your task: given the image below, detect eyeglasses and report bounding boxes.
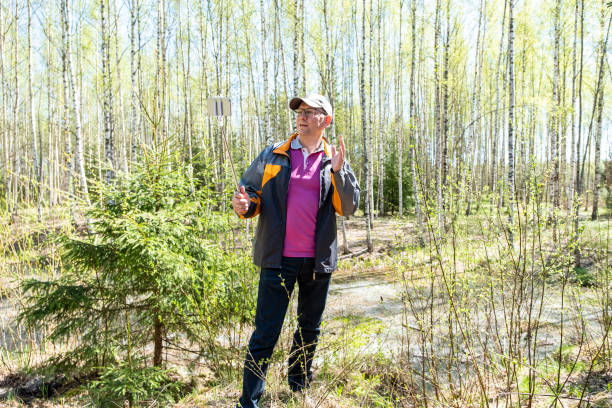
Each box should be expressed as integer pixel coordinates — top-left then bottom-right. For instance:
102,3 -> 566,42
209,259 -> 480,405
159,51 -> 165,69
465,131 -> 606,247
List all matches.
294,108 -> 326,118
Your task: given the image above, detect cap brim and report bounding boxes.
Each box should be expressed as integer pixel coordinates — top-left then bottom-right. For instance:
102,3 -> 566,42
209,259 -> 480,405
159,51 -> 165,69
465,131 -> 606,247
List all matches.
289,97 -> 304,111
289,97 -> 330,115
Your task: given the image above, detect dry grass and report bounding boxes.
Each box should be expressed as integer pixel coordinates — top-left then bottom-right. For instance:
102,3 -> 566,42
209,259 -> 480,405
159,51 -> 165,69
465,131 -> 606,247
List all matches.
0,206 -> 610,407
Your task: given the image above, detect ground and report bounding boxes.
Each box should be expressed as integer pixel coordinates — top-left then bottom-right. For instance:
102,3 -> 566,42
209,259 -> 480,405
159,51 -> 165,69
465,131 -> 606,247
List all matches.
1,211 -> 611,407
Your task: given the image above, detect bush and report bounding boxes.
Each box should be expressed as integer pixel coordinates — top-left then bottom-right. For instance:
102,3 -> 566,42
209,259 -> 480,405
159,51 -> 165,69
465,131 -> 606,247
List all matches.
376,138 -> 414,215
604,158 -> 612,212
19,149 -> 257,402
88,363 -> 185,407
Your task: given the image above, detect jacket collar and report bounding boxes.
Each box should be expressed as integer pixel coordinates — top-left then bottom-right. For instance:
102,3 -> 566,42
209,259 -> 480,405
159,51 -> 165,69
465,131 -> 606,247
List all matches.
274,133 -> 331,158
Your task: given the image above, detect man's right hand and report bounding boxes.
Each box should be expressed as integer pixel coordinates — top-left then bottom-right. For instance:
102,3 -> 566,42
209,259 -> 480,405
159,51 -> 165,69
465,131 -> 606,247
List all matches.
232,186 -> 250,216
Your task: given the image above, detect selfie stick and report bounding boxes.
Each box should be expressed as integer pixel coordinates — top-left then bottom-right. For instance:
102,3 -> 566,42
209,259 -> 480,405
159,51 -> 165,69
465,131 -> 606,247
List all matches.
206,97 -> 239,191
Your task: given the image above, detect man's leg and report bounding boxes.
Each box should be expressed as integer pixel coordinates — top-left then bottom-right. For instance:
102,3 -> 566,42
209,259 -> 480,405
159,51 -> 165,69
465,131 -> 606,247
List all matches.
239,261 -> 299,408
288,265 -> 331,392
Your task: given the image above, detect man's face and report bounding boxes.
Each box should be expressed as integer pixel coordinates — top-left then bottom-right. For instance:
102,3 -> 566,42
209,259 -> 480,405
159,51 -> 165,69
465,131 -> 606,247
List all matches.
295,102 -> 329,137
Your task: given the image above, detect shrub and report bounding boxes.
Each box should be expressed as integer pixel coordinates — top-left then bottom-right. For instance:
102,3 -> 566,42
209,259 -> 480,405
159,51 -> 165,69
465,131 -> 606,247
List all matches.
19,149 -> 257,402
604,158 -> 612,212
375,137 -> 414,216
88,363 -> 185,407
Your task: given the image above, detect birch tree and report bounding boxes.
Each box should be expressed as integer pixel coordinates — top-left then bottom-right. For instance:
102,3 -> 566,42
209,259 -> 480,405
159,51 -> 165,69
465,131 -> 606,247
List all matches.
129,0 -> 140,158
361,0 -> 372,252
27,0 -> 41,220
397,0 -> 404,217
60,0 -> 76,221
409,0 -> 424,247
260,0 -> 270,144
434,0 -> 443,232
101,0 -> 115,182
10,0 -> 19,215
573,0 -> 585,266
507,0 -> 515,242
465,0 -> 484,216
0,3 -> 7,209
591,0 -> 609,221
551,0 -> 561,240
569,0 -> 580,210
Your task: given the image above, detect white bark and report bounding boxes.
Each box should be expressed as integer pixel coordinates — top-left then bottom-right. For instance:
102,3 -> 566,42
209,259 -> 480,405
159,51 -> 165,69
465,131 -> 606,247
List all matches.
507,0 -> 515,242
63,0 -> 91,206
101,0 -> 115,182
361,0 -> 373,252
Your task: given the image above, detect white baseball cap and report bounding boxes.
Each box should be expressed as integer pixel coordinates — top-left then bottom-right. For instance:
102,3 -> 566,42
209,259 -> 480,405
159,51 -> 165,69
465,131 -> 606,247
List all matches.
289,93 -> 333,117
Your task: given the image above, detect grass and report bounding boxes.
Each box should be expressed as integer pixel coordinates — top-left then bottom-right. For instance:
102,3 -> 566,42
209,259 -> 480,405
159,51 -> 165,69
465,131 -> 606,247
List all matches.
0,201 -> 611,407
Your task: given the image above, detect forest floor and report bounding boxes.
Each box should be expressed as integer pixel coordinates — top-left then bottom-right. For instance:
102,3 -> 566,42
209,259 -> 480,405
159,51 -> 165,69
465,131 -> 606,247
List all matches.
0,210 -> 611,407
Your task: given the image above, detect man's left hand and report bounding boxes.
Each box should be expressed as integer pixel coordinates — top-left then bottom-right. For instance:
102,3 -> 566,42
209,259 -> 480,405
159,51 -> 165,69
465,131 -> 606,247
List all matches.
331,134 -> 345,173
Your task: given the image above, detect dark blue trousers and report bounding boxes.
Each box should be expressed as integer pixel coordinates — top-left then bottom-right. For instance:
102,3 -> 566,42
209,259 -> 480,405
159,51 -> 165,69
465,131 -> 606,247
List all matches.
237,257 -> 331,408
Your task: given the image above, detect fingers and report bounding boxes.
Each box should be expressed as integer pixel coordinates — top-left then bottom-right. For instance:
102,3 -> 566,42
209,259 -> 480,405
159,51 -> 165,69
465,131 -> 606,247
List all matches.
232,186 -> 250,215
232,195 -> 249,215
234,186 -> 248,199
331,145 -> 337,157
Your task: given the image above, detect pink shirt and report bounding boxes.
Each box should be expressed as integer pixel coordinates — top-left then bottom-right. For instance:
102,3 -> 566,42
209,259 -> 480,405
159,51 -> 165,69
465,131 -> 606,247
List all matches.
283,142 -> 323,257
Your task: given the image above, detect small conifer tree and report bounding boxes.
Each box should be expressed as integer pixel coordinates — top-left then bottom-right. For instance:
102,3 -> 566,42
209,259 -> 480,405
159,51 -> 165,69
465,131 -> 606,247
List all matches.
20,150 -> 257,403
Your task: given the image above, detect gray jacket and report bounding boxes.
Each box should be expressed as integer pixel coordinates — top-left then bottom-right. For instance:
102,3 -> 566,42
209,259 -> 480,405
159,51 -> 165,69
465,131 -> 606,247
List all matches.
238,133 -> 360,274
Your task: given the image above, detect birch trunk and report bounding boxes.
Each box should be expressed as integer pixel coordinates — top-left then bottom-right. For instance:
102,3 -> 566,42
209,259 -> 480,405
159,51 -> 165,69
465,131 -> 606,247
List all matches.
569,0 -> 579,211
377,0 -> 384,216
161,0 -> 168,143
592,1 -> 608,220
492,0 -> 507,194
260,0 -> 270,144
440,2 -> 450,232
397,0 -> 404,217
62,0 -> 92,209
111,0 -> 127,172
507,0 -> 515,242
465,0 -> 484,216
274,0 -> 291,136
129,0 -> 139,159
410,0 -> 424,247
0,3 -> 8,210
101,0 -> 115,182
361,0 -> 373,252
46,11 -> 55,207
179,1 -> 193,177
551,0 -> 561,240
10,1 -> 19,216
433,0 -> 443,232
27,0 -> 41,220
293,0 -> 299,98
368,0 -> 374,224
300,0 -> 306,94
60,0 -> 76,222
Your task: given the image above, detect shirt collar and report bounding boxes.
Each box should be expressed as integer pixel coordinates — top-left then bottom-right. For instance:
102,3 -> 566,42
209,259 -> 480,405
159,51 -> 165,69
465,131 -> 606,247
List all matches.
291,136 -> 324,154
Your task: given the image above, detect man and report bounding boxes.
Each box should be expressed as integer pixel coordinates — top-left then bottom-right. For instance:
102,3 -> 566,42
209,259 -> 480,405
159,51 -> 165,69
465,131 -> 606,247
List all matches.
232,93 -> 360,408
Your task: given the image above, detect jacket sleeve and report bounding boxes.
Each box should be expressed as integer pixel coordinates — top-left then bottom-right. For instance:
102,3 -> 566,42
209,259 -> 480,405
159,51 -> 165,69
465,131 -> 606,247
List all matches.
331,161 -> 360,217
237,146 -> 270,219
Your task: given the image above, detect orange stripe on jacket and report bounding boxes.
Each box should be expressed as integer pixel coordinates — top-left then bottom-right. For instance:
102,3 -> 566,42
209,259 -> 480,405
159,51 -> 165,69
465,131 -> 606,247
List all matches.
262,164 -> 282,188
239,194 -> 261,219
330,175 -> 343,216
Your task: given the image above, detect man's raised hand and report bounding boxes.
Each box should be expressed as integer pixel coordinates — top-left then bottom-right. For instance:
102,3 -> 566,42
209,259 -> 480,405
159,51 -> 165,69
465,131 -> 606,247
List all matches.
232,186 -> 250,216
331,134 -> 345,173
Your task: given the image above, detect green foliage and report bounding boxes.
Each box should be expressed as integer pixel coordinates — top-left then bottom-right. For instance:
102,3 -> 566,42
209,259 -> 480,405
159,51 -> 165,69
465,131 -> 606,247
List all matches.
571,266 -> 595,287
88,363 -> 185,407
19,149 -> 258,392
604,158 -> 612,212
376,140 -> 413,215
